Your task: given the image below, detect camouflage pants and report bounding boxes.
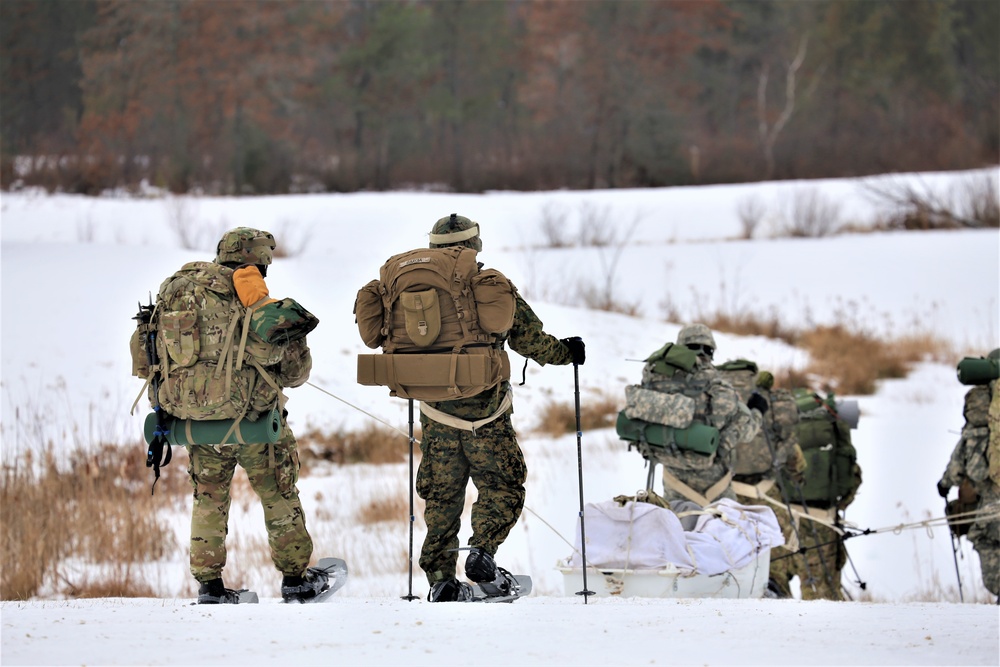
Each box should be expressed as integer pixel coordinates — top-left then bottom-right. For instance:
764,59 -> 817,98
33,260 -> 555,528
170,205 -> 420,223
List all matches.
769,513 -> 846,600
416,412 -> 526,585
968,495 -> 1000,596
187,426 -> 313,583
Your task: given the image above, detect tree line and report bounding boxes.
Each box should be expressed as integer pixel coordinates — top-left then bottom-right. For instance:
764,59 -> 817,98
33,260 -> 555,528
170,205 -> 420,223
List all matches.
1,0 -> 997,194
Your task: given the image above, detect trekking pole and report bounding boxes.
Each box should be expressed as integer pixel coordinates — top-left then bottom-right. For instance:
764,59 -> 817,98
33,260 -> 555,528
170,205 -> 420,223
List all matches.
573,362 -> 595,603
945,499 -> 965,603
402,399 -> 419,601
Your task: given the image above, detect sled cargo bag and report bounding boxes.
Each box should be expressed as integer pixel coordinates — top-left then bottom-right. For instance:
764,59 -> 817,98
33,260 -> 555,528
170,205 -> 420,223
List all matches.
357,348 -> 511,400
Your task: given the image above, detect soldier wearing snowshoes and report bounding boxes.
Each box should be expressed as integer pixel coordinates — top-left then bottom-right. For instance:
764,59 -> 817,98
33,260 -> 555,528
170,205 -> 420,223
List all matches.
140,227 -> 328,604
354,214 -> 584,602
938,348 -> 1000,599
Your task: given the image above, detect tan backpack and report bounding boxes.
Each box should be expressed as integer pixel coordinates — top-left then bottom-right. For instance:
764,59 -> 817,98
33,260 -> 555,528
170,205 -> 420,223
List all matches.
355,246 -> 516,400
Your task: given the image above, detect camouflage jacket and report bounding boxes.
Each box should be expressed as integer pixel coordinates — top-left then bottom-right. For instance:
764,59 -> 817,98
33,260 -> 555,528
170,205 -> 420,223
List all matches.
423,290 -> 572,420
941,383 -> 998,496
639,359 -> 761,471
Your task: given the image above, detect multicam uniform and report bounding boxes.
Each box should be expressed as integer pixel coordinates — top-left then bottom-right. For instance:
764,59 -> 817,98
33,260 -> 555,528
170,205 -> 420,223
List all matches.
416,292 -> 573,585
187,338 -> 315,583
940,381 -> 1000,596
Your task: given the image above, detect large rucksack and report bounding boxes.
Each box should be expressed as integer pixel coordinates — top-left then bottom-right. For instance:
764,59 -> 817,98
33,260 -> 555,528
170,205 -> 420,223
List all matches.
130,261 -> 285,422
354,246 -> 516,400
617,343 -> 724,470
786,389 -> 862,508
716,359 -> 800,478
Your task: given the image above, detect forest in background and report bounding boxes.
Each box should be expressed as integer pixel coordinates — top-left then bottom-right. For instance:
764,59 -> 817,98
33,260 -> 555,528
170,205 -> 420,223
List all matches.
2,0 -> 998,195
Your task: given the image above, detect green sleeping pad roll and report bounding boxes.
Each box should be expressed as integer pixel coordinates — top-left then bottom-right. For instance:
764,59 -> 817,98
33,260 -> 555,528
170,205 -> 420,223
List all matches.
144,408 -> 282,446
615,411 -> 720,457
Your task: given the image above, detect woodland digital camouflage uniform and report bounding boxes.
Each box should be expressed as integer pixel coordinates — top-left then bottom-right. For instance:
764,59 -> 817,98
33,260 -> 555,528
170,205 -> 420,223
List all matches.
639,357 -> 760,503
417,292 -> 573,584
940,380 -> 1000,596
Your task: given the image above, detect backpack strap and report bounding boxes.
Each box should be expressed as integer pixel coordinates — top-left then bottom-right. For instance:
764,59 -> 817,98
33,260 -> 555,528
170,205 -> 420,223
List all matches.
418,389 -> 513,435
661,468 -> 733,507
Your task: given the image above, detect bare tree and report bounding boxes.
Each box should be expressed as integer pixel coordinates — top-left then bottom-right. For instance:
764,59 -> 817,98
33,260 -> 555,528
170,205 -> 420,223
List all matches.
757,36 -> 809,180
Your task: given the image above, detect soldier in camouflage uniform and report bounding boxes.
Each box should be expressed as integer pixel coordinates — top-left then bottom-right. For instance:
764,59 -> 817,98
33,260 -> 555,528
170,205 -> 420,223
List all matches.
160,228 -> 326,604
716,364 -> 812,597
414,215 -> 586,602
938,348 -> 1000,599
637,324 -> 764,506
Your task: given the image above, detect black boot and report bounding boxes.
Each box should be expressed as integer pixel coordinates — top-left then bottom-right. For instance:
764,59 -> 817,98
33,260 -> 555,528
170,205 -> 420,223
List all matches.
464,547 -> 497,583
427,578 -> 474,602
466,547 -> 517,598
197,578 -> 241,604
281,566 -> 330,603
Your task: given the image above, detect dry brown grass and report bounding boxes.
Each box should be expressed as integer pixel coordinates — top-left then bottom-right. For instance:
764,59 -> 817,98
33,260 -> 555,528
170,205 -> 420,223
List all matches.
356,490 -> 411,525
1,442 -> 186,600
533,391 -> 622,437
700,313 -> 948,395
299,423 -> 412,465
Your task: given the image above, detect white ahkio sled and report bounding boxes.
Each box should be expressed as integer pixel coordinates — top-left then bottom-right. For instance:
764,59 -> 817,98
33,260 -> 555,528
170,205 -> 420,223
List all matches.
558,496 -> 784,599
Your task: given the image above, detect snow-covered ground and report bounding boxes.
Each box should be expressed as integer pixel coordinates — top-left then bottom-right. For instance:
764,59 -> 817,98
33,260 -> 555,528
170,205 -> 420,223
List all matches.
2,168 -> 998,666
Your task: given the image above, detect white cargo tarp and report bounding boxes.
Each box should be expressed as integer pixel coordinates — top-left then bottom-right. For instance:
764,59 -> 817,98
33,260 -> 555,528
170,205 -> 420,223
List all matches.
566,498 -> 784,576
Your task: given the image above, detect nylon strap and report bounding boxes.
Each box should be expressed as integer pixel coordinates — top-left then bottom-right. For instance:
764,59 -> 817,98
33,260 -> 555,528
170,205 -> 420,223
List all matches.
428,224 -> 479,245
419,389 -> 513,435
661,468 -> 733,507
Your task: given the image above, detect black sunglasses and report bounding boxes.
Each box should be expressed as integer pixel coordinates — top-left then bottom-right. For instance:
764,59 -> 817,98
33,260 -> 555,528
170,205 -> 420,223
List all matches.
686,344 -> 714,356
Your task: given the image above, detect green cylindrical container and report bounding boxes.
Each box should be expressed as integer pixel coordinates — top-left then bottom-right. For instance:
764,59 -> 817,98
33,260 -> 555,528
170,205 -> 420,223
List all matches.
144,409 -> 282,446
956,357 -> 1000,386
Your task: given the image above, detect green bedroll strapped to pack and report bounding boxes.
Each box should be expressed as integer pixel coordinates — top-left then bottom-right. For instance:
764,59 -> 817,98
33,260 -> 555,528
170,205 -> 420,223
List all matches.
615,411 -> 720,457
354,245 -> 516,400
143,407 -> 281,447
956,356 -> 1000,386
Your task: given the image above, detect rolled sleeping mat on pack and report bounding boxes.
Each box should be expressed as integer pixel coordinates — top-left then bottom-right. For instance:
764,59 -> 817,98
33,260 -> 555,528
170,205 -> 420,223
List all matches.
615,411 -> 720,456
956,356 -> 1000,386
834,399 -> 860,429
144,408 -> 282,446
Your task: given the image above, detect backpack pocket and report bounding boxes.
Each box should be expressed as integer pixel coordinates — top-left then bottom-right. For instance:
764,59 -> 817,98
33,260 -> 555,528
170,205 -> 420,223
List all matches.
354,280 -> 386,349
400,288 -> 441,347
471,269 -> 516,334
129,323 -> 152,378
160,310 -> 200,367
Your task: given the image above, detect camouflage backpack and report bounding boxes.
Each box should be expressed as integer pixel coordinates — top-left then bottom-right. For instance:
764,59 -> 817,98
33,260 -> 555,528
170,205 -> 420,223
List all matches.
716,359 -> 799,478
354,246 -> 517,400
130,261 -> 284,422
786,389 -> 862,508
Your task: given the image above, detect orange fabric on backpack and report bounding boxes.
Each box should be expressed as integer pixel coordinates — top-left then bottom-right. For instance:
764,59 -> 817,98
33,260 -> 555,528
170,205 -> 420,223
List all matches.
233,265 -> 277,308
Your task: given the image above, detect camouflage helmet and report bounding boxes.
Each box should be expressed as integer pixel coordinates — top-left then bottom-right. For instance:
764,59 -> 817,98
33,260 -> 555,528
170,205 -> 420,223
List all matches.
215,227 -> 276,266
989,348 -> 1000,361
677,323 -> 717,355
429,213 -> 482,252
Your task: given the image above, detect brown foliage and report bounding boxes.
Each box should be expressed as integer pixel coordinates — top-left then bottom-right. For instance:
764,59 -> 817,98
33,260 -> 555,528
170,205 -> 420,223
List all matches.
534,392 -> 621,438
1,442 -> 185,600
299,423 -> 412,466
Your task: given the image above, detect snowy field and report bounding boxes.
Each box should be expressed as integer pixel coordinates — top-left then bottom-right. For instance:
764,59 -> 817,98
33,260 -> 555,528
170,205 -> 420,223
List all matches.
1,168 -> 999,666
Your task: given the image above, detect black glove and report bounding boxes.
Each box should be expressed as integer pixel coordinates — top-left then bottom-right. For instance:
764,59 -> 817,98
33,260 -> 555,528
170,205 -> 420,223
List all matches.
937,481 -> 950,499
561,336 -> 586,366
747,391 -> 769,414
